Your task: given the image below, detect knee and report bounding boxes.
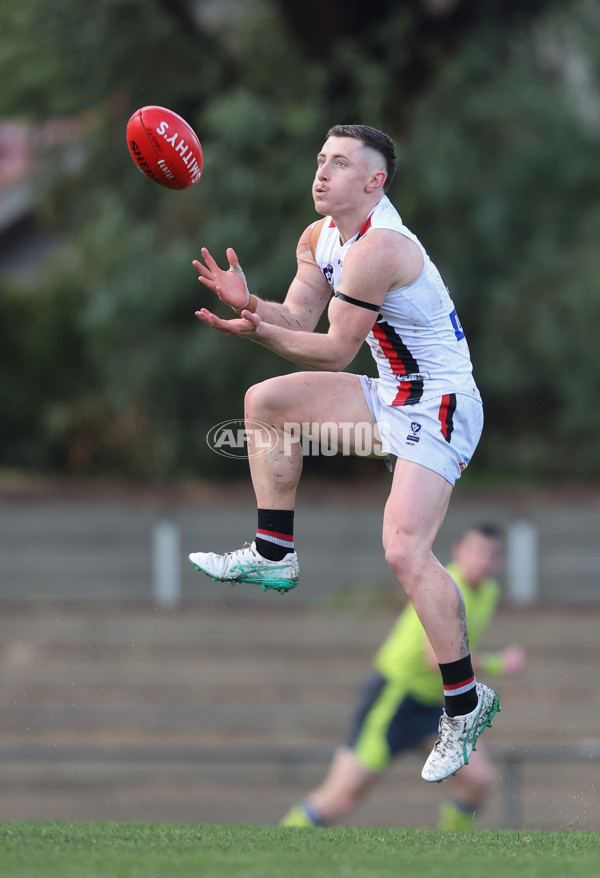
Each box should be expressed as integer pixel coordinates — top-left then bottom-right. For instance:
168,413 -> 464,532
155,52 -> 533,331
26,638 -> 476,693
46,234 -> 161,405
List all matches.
244,379 -> 281,421
473,765 -> 495,798
338,786 -> 366,813
461,760 -> 496,804
384,537 -> 423,597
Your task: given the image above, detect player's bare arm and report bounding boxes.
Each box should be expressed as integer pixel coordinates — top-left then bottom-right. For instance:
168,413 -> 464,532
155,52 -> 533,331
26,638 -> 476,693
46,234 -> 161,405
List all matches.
193,224 -> 331,333
337,229 -> 423,300
228,229 -> 409,370
194,224 -> 423,366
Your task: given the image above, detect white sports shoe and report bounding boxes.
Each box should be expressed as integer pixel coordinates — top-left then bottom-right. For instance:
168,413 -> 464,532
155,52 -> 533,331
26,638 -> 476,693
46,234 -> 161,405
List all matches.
421,682 -> 501,783
189,541 -> 299,594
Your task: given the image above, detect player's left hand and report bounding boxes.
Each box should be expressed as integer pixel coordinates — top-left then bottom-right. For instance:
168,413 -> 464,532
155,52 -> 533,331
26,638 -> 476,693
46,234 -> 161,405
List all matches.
194,306 -> 262,337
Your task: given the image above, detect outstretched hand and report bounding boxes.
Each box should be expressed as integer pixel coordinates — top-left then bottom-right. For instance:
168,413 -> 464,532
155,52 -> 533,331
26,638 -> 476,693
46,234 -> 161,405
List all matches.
194,305 -> 262,337
193,247 -> 249,312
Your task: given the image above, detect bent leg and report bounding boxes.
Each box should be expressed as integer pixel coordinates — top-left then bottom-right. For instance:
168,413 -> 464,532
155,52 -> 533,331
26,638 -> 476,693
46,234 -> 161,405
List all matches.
245,372 -> 376,509
439,742 -> 496,829
382,459 -> 467,663
281,746 -> 380,827
190,373 -> 377,591
447,741 -> 495,811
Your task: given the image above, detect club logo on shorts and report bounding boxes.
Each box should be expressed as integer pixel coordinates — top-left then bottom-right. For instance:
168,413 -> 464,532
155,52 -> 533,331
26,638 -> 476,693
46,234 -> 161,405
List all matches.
406,421 -> 422,445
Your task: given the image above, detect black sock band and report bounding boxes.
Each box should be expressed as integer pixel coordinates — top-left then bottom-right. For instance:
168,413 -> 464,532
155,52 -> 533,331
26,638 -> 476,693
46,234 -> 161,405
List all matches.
439,655 -> 477,717
255,508 -> 294,561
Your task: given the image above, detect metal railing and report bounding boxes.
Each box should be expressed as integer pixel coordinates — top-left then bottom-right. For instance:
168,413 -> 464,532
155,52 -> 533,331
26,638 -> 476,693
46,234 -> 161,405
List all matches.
494,740 -> 600,829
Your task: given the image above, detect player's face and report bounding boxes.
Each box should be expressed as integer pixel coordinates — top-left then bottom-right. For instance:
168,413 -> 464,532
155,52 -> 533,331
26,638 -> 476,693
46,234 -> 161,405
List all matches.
313,136 -> 383,215
452,532 -> 504,588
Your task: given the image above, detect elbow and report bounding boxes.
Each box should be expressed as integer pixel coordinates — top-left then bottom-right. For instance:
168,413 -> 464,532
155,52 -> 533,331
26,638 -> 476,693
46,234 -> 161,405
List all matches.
314,335 -> 361,372
326,342 -> 361,373
326,353 -> 353,373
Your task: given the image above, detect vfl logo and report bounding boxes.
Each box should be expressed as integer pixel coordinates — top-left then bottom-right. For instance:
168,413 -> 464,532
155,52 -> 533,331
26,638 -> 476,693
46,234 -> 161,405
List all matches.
406,421 -> 421,445
323,264 -> 334,286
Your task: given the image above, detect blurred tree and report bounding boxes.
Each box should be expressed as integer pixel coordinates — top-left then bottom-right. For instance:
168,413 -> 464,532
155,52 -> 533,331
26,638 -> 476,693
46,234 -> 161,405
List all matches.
0,0 -> 599,481
0,0 -> 326,479
394,2 -> 600,477
273,0 -> 555,119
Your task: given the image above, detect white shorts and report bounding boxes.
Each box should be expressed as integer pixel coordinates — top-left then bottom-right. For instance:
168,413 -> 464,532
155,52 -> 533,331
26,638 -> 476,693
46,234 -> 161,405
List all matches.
359,376 -> 484,486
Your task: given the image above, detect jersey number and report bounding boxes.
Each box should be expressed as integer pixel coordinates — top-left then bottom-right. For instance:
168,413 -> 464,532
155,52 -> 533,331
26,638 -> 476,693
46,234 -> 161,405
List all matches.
449,308 -> 465,341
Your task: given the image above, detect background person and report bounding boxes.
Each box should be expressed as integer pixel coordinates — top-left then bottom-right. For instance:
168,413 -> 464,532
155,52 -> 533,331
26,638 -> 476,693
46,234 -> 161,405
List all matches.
281,523 -> 526,830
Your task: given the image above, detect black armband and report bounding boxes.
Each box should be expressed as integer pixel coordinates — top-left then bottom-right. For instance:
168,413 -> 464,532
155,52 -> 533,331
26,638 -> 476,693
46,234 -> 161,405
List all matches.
333,291 -> 381,312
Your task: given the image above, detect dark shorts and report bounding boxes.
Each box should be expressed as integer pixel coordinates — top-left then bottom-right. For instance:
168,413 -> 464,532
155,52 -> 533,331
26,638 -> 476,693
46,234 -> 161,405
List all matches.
347,670 -> 442,772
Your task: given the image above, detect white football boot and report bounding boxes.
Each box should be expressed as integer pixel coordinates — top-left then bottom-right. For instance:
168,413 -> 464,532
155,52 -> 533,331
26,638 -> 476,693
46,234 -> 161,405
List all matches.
421,682 -> 501,783
189,541 -> 299,594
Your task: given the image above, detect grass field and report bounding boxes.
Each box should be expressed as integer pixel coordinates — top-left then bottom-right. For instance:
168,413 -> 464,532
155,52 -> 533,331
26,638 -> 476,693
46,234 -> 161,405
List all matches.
0,823 -> 599,878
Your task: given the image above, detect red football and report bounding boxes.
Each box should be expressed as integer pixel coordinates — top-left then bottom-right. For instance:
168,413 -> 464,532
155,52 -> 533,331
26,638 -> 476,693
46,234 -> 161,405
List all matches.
126,105 -> 203,190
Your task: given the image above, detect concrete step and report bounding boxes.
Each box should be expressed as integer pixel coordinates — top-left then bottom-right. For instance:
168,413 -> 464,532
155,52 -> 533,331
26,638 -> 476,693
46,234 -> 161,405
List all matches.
3,484 -> 600,604
1,601 -> 599,830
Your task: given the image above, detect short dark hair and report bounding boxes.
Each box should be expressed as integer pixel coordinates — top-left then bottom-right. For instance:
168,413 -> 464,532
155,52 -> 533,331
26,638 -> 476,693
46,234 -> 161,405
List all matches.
326,124 -> 397,191
469,523 -> 505,542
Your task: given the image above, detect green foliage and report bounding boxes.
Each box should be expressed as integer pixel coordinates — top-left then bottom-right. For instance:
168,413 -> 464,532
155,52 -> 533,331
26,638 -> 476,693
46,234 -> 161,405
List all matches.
1,822 -> 600,878
0,0 -> 216,117
394,5 -> 600,477
1,0 -> 599,480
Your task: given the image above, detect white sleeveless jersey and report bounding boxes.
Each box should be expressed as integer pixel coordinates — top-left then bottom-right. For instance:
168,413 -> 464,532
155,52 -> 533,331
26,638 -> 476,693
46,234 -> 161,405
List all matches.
313,196 -> 481,406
